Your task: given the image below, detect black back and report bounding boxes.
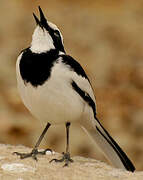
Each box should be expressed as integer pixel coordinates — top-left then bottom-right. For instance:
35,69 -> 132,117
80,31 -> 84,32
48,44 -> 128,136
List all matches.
60,54 -> 89,80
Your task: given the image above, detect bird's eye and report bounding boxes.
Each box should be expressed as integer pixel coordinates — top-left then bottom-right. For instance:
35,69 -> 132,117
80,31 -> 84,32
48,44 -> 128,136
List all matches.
54,30 -> 60,37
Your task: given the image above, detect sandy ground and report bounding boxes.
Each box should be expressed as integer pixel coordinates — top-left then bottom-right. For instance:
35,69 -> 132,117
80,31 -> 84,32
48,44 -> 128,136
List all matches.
0,0 -> 143,171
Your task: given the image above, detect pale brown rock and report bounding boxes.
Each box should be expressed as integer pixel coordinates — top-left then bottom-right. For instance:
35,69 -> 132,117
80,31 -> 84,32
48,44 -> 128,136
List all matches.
0,144 -> 141,180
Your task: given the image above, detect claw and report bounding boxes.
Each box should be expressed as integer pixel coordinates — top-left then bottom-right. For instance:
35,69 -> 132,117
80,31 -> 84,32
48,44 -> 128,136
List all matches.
50,152 -> 73,167
13,148 -> 52,161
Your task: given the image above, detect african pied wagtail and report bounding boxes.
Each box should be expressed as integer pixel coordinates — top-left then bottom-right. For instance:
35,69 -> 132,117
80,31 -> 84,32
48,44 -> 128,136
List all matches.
15,6 -> 135,171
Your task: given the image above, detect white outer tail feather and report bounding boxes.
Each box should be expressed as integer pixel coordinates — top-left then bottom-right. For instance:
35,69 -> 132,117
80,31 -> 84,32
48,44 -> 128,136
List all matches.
82,125 -> 126,170
80,98 -> 135,172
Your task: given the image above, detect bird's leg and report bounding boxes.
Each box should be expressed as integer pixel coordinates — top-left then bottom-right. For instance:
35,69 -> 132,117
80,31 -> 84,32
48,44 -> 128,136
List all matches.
50,122 -> 73,166
13,122 -> 52,161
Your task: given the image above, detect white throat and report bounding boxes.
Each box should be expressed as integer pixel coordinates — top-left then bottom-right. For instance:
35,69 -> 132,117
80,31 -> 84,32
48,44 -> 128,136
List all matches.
30,26 -> 55,53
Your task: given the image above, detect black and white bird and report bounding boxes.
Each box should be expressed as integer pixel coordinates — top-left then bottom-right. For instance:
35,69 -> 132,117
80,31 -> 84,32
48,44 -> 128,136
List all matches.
15,6 -> 135,171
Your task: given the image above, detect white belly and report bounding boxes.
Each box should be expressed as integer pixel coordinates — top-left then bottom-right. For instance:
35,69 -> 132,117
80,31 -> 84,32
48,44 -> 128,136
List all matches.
16,55 -> 93,125
17,74 -> 84,125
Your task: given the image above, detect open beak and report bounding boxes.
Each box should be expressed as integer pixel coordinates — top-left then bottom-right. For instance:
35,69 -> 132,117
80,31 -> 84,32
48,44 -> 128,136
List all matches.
33,6 -> 47,28
33,13 -> 41,26
39,6 -> 47,24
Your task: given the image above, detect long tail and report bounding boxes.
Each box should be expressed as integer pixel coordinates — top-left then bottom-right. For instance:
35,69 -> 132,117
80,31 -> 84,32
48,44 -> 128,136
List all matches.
82,117 -> 135,172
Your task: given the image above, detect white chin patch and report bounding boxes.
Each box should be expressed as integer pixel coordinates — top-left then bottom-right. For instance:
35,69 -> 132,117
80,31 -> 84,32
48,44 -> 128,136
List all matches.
30,26 -> 55,53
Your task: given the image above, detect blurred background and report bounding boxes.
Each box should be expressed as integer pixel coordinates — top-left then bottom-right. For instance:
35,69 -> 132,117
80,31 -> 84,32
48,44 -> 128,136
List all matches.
0,0 -> 143,170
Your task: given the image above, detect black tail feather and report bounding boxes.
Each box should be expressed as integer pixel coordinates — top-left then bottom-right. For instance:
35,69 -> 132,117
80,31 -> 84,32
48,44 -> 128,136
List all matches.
96,121 -> 135,172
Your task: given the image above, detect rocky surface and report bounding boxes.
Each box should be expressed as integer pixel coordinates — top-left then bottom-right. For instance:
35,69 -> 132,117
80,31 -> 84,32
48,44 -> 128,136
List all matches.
0,144 -> 142,180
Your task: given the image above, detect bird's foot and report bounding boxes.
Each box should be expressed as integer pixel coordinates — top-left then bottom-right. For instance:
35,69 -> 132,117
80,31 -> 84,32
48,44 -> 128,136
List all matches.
50,152 -> 73,167
13,148 -> 52,161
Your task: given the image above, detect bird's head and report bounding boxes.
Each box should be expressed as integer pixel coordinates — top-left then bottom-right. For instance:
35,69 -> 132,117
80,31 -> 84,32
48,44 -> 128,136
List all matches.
30,6 -> 65,54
